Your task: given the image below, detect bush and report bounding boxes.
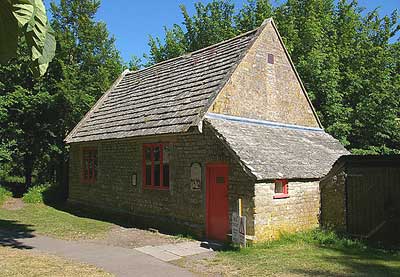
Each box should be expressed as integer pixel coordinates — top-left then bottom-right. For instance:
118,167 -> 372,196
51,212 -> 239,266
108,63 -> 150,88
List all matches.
22,183 -> 51,204
0,186 -> 12,205
22,183 -> 67,204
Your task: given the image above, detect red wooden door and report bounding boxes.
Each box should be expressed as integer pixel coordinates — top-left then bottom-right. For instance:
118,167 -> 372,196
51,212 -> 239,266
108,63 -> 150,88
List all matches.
206,163 -> 229,241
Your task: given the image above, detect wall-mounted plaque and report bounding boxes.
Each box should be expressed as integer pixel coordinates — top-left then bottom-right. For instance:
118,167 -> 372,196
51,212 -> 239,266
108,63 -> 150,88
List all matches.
190,163 -> 202,191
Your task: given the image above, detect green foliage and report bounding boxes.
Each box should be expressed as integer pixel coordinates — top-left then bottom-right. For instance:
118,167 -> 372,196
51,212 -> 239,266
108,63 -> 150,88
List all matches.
147,0 -> 237,65
128,55 -> 143,71
0,186 -> 12,205
0,0 -> 123,188
144,0 -> 400,154
22,183 -> 51,203
0,0 -> 56,77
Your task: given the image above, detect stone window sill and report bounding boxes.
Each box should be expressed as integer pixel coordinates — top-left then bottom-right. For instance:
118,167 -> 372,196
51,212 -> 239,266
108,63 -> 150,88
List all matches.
273,194 -> 289,199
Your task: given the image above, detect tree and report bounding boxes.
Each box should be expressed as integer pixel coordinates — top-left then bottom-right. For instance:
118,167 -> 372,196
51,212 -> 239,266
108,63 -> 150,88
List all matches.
44,0 -> 123,188
0,0 -> 123,188
146,0 -> 237,65
0,0 -> 56,76
235,0 -> 273,32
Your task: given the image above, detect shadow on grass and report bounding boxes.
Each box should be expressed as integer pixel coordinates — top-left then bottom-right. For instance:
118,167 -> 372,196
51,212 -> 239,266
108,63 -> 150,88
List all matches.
46,198 -> 205,240
0,219 -> 35,249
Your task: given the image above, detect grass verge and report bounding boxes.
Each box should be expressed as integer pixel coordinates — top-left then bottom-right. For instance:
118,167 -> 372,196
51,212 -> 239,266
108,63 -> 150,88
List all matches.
0,203 -> 112,240
186,229 -> 400,276
0,247 -> 113,277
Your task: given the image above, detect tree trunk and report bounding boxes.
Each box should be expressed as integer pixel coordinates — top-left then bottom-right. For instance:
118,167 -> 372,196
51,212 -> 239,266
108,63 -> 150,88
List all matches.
55,153 -> 69,200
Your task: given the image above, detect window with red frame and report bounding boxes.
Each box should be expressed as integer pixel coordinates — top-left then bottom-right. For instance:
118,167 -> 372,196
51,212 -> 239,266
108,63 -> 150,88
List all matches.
82,148 -> 97,183
143,144 -> 170,189
273,179 -> 289,199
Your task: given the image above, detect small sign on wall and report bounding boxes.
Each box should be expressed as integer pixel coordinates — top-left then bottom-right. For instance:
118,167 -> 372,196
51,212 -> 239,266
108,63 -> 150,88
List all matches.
190,162 -> 202,191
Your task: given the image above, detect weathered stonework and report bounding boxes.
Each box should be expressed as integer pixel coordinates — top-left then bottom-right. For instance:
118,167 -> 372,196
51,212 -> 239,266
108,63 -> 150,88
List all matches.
209,21 -> 319,128
320,170 -> 347,231
69,125 -> 255,238
253,181 -> 320,241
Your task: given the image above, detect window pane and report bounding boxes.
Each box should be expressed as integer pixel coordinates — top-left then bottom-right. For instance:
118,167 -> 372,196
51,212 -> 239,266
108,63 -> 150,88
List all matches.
154,164 -> 160,186
154,146 -> 160,161
146,165 -> 152,186
275,182 -> 284,193
163,164 -> 169,187
145,147 -> 152,164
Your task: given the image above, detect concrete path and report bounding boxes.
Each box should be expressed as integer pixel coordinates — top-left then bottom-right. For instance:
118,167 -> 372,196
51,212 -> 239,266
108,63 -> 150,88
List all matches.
1,231 -> 195,277
136,241 -> 213,262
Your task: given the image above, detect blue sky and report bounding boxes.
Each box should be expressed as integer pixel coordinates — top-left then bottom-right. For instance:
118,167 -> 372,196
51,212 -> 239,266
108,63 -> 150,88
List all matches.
45,1 -> 399,63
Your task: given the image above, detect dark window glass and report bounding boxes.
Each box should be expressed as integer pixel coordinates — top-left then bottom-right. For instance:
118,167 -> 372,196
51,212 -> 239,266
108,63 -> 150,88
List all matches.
145,147 -> 151,163
216,176 -> 225,184
154,164 -> 160,186
146,165 -> 152,186
154,146 -> 160,161
275,182 -> 283,193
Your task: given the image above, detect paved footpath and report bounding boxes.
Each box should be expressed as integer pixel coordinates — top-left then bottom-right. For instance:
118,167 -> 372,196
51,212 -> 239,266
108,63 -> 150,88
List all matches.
4,233 -> 197,277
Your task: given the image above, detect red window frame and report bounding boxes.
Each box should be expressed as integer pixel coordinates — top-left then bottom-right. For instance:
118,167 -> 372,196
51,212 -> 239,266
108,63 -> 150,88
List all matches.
81,147 -> 97,184
142,143 -> 169,190
273,179 -> 289,199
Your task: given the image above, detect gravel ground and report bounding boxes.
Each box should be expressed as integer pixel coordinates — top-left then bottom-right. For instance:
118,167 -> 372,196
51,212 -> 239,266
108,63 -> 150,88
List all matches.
2,198 -> 25,211
86,225 -> 191,248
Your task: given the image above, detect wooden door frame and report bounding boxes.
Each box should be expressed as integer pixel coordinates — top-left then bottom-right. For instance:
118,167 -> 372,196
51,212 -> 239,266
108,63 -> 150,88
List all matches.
205,162 -> 229,239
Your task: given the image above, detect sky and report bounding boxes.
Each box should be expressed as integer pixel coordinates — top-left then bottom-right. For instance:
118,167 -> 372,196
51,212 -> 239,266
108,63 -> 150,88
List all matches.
45,0 -> 399,64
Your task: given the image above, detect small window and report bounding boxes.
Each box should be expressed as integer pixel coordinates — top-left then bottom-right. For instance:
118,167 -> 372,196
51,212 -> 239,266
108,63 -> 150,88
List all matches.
267,53 -> 274,64
143,144 -> 170,190
273,179 -> 289,199
81,148 -> 97,184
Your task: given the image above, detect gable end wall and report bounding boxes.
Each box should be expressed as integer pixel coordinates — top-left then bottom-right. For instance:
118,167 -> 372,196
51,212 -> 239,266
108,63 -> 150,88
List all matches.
209,21 -> 319,127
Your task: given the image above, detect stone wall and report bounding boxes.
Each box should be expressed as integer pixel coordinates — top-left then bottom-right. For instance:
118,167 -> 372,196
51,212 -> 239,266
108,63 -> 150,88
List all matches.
209,20 -> 319,128
319,169 -> 347,232
253,181 -> 320,241
68,125 -> 255,238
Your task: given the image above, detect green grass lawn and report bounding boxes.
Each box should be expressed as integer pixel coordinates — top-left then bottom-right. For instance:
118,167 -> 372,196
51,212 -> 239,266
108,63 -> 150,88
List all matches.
0,203 -> 112,240
208,230 -> 400,276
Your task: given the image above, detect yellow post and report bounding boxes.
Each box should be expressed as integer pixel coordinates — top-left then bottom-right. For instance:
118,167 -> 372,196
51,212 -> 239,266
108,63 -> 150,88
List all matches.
238,198 -> 242,217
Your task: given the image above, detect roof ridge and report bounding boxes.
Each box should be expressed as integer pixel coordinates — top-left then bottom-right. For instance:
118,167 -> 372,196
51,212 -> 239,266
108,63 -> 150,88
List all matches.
126,23 -> 265,75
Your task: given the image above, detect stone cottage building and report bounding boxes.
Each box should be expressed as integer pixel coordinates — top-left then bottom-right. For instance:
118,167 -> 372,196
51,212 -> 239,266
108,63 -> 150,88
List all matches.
65,19 -> 348,242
